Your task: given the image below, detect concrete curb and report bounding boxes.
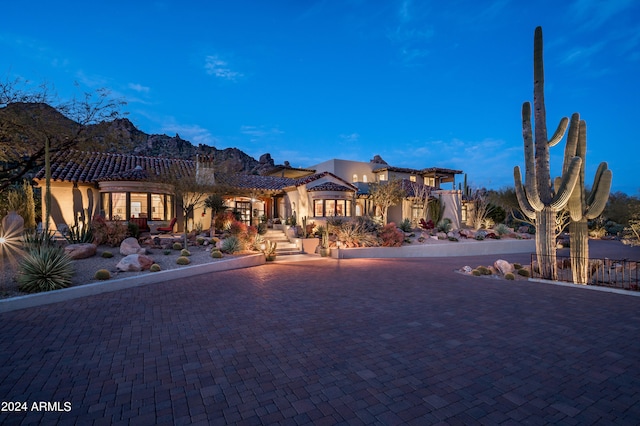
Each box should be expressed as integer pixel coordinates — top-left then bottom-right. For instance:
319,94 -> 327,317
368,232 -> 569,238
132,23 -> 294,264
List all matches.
331,239 -> 536,258
0,254 -> 266,313
527,277 -> 640,297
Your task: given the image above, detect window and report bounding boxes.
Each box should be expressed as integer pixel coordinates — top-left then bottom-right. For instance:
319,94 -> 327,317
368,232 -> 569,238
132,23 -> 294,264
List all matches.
313,199 -> 351,217
362,175 -> 368,183
352,173 -> 358,182
130,192 -> 148,218
101,192 -> 173,220
379,173 -> 387,182
424,177 -> 435,186
112,193 -> 126,219
410,175 -> 417,182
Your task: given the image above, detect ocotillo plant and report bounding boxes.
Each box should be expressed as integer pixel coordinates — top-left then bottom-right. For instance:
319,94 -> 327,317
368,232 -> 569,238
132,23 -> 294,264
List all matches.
563,113 -> 612,284
513,26 -> 582,280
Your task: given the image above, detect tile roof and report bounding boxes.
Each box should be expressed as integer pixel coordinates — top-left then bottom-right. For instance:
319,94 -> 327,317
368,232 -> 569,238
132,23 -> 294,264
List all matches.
293,171 -> 357,190
35,150 -> 193,183
214,173 -> 296,192
307,182 -> 354,192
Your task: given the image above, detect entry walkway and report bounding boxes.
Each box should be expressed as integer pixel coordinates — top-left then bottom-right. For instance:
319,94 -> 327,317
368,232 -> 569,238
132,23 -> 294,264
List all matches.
1,250 -> 639,424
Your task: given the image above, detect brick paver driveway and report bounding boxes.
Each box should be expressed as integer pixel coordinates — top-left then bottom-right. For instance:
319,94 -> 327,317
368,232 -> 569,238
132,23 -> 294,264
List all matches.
1,253 -> 640,425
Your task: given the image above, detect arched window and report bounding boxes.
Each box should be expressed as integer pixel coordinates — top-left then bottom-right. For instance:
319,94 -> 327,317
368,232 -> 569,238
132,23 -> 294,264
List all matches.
352,173 -> 358,182
363,175 -> 368,183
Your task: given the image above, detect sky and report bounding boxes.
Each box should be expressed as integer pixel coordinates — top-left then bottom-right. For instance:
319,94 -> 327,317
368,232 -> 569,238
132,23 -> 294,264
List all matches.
1,0 -> 639,195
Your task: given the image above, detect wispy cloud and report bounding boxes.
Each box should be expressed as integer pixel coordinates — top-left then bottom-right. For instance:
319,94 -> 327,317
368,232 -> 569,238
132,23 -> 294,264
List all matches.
386,0 -> 433,64
339,133 -> 360,143
128,83 -> 150,93
204,55 -> 243,81
160,122 -> 217,146
570,0 -> 635,30
240,125 -> 284,142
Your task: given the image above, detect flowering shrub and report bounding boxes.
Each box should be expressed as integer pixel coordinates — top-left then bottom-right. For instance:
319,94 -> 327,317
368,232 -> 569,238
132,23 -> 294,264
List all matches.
419,218 -> 435,231
378,223 -> 404,247
214,211 -> 235,232
91,216 -> 128,247
228,220 -> 247,236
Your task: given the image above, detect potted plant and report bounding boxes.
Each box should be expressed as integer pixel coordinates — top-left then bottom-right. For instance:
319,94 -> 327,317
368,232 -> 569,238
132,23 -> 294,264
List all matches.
263,240 -> 277,261
299,216 -> 319,254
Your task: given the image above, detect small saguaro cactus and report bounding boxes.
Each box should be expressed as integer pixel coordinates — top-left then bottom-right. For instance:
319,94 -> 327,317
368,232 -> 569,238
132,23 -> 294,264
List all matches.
513,26 -> 582,281
563,114 -> 612,284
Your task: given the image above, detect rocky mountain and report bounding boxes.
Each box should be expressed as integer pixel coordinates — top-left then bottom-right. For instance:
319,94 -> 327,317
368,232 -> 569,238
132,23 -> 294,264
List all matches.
0,102 -> 277,176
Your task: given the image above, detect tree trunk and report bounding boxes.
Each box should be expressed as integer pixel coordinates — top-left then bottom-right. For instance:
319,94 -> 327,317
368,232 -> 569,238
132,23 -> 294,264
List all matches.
535,206 -> 557,280
569,218 -> 589,284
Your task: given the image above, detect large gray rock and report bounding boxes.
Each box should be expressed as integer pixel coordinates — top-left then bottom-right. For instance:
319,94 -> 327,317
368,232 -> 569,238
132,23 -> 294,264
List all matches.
120,237 -> 146,255
64,243 -> 97,260
494,259 -> 514,275
116,254 -> 154,272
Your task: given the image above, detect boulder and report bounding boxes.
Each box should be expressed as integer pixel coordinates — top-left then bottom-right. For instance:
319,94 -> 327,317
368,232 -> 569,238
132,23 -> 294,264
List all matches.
120,237 -> 146,255
64,243 -> 97,260
494,259 -> 514,275
459,229 -> 474,239
116,254 -> 154,272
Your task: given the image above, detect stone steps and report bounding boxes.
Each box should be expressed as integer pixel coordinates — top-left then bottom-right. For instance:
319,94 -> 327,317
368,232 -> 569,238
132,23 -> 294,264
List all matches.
263,229 -> 301,255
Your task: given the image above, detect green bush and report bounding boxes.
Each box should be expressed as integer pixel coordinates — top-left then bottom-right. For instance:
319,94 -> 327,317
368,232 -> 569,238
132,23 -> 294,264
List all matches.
513,263 -> 522,270
101,251 -> 113,258
172,242 -> 183,250
176,256 -> 191,265
180,249 -> 191,256
504,273 -> 515,280
18,247 -> 74,293
94,269 -> 111,280
518,269 -> 530,277
436,218 -> 452,233
471,269 -> 481,276
211,250 -> 223,258
221,236 -> 242,253
127,222 -> 139,239
476,266 -> 492,275
379,223 -> 404,247
494,223 -> 511,236
399,218 -> 413,233
150,263 -> 161,272
163,249 -> 171,255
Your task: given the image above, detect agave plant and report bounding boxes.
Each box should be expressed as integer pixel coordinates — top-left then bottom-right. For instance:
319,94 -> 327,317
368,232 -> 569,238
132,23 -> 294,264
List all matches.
221,236 -> 243,254
64,223 -> 94,244
22,229 -> 56,252
18,246 -> 74,293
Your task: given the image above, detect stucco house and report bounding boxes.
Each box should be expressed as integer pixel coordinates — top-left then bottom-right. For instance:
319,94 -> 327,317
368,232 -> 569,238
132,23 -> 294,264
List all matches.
34,150 -> 462,234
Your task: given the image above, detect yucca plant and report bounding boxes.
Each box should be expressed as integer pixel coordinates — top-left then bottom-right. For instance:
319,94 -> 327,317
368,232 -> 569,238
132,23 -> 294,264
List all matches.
18,246 -> 74,293
23,229 -> 56,252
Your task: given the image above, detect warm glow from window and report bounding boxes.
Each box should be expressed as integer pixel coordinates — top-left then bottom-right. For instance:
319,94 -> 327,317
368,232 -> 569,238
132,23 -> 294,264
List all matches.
352,173 -> 358,182
363,175 -> 368,183
410,175 -> 416,182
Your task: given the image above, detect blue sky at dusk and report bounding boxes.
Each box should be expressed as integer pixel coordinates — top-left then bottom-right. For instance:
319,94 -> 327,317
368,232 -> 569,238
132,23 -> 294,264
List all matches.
2,0 -> 639,195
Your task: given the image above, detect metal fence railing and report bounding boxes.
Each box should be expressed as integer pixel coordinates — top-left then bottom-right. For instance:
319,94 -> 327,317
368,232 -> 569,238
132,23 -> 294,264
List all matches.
531,254 -> 640,291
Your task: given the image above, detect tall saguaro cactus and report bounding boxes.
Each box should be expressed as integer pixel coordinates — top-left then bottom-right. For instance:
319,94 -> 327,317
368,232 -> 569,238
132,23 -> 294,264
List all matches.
513,27 -> 582,280
563,114 -> 612,284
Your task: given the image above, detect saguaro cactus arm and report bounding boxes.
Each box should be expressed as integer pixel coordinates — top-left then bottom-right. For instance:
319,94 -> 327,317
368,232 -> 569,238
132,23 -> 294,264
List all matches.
585,162 -> 612,219
513,166 -> 537,220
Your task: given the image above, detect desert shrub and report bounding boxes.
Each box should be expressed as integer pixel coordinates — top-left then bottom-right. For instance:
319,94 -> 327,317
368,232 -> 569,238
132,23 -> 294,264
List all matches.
101,251 -> 113,258
379,223 -> 404,247
418,236 -> 426,242
163,249 -> 171,255
336,221 -> 380,248
518,269 -> 530,277
150,264 -> 161,272
94,269 -> 111,280
326,216 -> 348,230
228,220 -> 247,236
91,216 -> 128,247
214,211 -> 235,231
471,269 -> 481,276
448,236 -> 459,242
180,249 -> 191,256
211,250 -> 223,258
221,236 -> 242,253
513,263 -> 522,270
399,218 -> 413,233
494,223 -> 511,236
354,215 -> 380,234
504,272 -> 515,280
176,256 -> 191,265
17,247 -> 74,293
436,218 -> 452,233
172,242 -> 183,250
476,266 -> 491,275
251,233 -> 265,251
